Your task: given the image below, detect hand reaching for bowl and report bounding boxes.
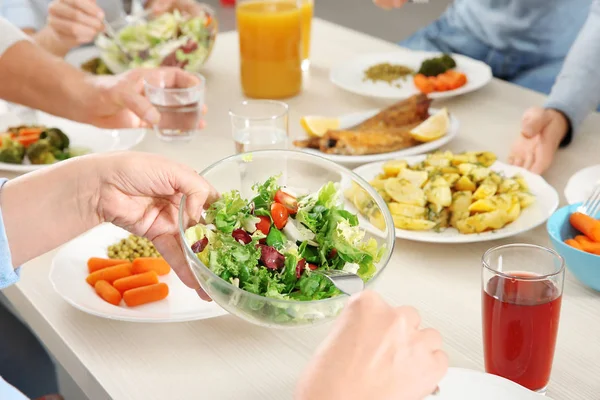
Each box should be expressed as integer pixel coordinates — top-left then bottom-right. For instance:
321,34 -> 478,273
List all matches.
1,152 -> 218,300
295,291 -> 448,400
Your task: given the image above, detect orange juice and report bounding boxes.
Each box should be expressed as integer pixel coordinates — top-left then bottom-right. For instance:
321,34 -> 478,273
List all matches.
237,0 -> 302,99
300,0 -> 313,64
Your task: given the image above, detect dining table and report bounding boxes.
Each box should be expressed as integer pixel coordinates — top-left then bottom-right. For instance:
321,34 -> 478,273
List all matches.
3,18 -> 600,400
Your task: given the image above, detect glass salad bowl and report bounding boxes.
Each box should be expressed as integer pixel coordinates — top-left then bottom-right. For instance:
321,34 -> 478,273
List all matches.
95,3 -> 218,75
178,150 -> 395,328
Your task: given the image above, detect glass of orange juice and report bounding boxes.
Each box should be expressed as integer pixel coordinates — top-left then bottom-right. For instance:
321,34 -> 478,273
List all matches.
236,0 -> 302,99
299,0 -> 313,71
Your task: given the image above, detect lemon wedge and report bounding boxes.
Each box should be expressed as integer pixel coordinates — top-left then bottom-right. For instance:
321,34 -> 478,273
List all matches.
410,108 -> 450,142
300,116 -> 340,137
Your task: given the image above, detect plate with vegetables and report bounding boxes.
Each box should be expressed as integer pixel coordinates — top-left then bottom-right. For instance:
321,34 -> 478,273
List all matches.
0,111 -> 145,173
329,51 -> 492,100
348,151 -> 559,243
50,223 -> 227,323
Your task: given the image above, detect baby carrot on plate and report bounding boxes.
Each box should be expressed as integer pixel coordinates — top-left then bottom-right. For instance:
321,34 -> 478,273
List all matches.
86,263 -> 132,286
565,238 -> 583,250
123,283 -> 169,307
94,280 -> 122,306
113,271 -> 159,294
570,212 -> 600,242
131,257 -> 170,276
88,257 -> 130,273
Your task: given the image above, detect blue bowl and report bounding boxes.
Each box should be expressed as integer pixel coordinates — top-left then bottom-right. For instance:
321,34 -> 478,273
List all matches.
547,202 -> 600,291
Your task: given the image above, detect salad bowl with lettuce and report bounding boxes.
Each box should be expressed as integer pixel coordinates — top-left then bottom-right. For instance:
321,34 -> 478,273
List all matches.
96,7 -> 217,74
179,150 -> 395,328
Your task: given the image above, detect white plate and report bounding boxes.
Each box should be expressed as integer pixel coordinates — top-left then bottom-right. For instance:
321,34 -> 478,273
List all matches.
425,368 -> 549,400
50,224 -> 227,323
564,164 -> 600,205
0,110 -> 145,173
353,155 -> 559,243
330,51 -> 492,100
295,108 -> 459,166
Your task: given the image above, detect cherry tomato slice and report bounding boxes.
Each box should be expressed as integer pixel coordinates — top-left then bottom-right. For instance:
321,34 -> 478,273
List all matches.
255,215 -> 271,235
270,203 -> 289,230
274,190 -> 298,214
307,263 -> 318,271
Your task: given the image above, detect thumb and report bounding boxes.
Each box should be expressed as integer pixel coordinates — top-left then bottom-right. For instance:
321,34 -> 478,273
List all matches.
121,90 -> 161,126
521,107 -> 550,139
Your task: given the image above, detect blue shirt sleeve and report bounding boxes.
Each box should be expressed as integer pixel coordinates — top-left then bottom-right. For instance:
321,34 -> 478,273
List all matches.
0,377 -> 27,400
0,178 -> 20,290
0,0 -> 39,30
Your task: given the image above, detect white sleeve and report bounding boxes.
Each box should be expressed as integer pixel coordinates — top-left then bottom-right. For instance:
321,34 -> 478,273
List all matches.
0,17 -> 31,57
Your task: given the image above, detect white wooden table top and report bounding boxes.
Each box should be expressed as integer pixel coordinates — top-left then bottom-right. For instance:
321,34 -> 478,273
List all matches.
4,19 -> 600,400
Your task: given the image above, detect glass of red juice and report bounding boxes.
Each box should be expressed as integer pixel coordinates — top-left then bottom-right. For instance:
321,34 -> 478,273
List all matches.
482,244 -> 565,393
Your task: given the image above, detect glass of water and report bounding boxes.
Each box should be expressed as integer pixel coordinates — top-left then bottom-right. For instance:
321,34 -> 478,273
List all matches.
143,72 -> 205,142
229,100 -> 289,153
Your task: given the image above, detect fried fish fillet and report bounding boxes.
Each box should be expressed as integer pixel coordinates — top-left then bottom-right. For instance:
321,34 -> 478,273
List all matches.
353,94 -> 431,131
295,128 -> 420,155
294,94 -> 431,155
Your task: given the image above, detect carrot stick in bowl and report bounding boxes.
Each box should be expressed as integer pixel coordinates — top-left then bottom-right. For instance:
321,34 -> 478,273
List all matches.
570,212 -> 600,242
574,235 -> 600,255
94,280 -> 122,306
113,271 -> 159,294
131,258 -> 170,276
88,257 -> 130,273
565,238 -> 583,250
86,263 -> 132,286
123,283 -> 169,307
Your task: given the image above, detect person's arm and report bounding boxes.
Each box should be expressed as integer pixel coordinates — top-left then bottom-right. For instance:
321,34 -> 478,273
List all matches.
544,0 -> 600,143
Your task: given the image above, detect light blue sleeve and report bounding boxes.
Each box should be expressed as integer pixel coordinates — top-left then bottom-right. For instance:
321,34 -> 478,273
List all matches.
0,377 -> 28,400
0,178 -> 20,290
0,0 -> 39,30
545,0 -> 600,134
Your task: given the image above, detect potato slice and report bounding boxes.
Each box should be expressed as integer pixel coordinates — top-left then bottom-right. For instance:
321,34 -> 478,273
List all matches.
455,176 -> 477,192
476,152 -> 497,167
450,191 -> 472,228
455,210 -> 508,234
498,178 -> 520,193
470,166 -> 491,182
473,182 -> 498,200
382,160 -> 408,177
452,153 -> 477,166
426,186 -> 452,207
393,215 -> 437,231
369,210 -> 386,231
384,178 -> 427,206
506,202 -> 521,223
442,173 -> 461,186
516,192 -> 536,209
389,203 -> 427,219
397,168 -> 429,188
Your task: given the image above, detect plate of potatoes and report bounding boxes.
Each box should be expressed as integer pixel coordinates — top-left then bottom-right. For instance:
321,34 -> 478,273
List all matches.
345,151 -> 559,243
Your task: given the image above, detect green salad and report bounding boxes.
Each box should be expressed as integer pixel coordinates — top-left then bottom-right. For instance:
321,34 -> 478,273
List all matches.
97,10 -> 215,72
184,176 -> 383,301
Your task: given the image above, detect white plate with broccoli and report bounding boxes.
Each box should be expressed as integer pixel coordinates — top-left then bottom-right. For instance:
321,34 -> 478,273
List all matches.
0,110 -> 146,173
330,50 -> 492,100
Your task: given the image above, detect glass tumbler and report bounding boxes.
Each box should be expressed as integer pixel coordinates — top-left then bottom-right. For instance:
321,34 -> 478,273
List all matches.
482,244 -> 565,393
143,72 -> 205,142
229,100 -> 289,154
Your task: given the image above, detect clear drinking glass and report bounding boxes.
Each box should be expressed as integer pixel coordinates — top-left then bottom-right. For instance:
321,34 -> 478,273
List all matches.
229,100 -> 289,153
481,244 -> 565,394
143,72 -> 205,142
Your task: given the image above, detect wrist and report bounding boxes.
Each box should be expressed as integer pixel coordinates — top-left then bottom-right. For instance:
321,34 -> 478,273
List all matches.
546,108 -> 572,147
32,27 -> 73,57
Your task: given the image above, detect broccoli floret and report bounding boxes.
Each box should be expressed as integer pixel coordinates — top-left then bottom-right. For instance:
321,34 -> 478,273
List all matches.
439,54 -> 456,69
0,135 -> 25,164
40,128 -> 70,150
417,54 -> 458,77
26,139 -> 57,165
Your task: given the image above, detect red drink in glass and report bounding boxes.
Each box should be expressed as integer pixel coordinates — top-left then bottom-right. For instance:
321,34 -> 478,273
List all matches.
481,244 -> 565,393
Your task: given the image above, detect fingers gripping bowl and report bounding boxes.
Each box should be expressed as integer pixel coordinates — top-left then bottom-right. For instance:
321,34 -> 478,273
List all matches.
178,150 -> 395,328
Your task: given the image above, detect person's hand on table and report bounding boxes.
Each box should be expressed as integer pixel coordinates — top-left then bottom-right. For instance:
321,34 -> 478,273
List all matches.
373,0 -> 409,10
76,67 -> 207,129
47,0 -> 105,49
508,107 -> 569,174
295,291 -> 448,400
